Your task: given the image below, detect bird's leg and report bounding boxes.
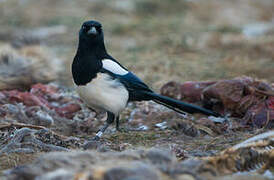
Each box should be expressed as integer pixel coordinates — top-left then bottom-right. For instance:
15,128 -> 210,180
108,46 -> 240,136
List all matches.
92,123 -> 110,141
115,116 -> 120,131
92,111 -> 115,140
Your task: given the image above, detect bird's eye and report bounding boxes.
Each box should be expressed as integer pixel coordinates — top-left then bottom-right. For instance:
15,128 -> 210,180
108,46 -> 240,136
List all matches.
96,26 -> 102,32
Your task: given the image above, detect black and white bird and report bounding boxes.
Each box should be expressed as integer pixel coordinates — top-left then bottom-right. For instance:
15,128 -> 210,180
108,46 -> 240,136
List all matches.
72,20 -> 220,140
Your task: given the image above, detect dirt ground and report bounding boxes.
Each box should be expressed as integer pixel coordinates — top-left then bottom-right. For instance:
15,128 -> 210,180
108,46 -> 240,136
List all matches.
0,0 -> 273,179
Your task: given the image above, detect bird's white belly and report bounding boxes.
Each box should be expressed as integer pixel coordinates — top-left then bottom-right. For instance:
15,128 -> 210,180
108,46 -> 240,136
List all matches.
75,73 -> 129,115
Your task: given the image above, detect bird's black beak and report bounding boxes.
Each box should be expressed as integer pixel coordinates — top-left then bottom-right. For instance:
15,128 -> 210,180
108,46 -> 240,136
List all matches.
87,27 -> 97,35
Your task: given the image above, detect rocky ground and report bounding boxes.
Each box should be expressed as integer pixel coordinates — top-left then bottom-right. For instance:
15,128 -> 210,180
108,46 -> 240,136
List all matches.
0,72 -> 272,180
0,0 -> 274,179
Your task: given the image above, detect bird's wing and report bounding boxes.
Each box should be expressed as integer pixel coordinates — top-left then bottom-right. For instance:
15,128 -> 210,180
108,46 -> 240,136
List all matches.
100,59 -> 153,101
102,59 -> 128,75
117,71 -> 152,92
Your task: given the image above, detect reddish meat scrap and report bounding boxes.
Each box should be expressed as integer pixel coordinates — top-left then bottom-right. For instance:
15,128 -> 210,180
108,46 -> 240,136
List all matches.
161,81 -> 216,103
160,77 -> 274,128
0,83 -> 81,119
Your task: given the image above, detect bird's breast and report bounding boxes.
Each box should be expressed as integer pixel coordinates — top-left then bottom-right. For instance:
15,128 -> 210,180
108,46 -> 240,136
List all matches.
75,73 -> 129,115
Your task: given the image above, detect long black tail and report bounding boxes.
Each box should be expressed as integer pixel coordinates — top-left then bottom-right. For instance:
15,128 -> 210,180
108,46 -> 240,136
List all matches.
142,91 -> 220,117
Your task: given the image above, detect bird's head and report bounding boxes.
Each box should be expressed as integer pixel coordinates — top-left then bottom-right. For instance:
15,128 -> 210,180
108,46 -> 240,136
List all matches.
79,20 -> 103,43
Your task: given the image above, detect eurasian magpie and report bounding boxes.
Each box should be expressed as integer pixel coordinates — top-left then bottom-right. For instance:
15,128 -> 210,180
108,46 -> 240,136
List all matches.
72,20 -> 220,140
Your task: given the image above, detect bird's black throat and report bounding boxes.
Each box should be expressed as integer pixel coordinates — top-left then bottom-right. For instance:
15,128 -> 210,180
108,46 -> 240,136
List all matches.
72,35 -> 108,86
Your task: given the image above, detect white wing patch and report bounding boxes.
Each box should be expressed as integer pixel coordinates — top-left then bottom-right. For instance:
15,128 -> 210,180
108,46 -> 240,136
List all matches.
102,59 -> 128,75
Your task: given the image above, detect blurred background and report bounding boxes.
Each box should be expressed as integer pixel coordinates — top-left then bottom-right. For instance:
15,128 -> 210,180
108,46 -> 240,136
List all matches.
0,0 -> 273,90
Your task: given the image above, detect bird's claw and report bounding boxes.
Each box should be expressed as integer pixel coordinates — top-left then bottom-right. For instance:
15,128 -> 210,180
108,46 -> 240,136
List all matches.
116,126 -> 121,132
82,136 -> 100,150
92,135 -> 100,141
116,127 -> 128,132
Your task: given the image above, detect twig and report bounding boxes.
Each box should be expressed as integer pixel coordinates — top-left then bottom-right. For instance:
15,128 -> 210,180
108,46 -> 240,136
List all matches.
263,110 -> 270,129
0,122 -> 46,130
254,88 -> 274,97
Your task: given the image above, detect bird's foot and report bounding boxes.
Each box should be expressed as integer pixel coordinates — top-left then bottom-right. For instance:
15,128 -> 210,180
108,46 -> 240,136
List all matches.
115,121 -> 120,131
116,126 -> 121,132
82,138 -> 101,150
92,135 -> 100,141
116,127 -> 128,132
82,135 -> 101,150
